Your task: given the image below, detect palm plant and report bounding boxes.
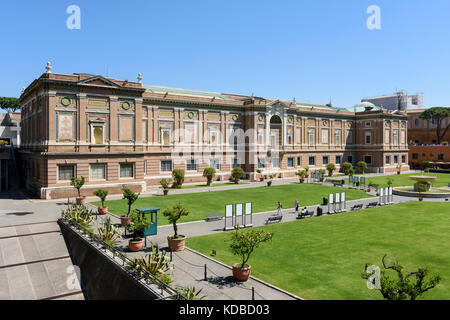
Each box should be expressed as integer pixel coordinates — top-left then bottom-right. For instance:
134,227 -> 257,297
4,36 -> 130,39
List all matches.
97,217 -> 122,247
128,245 -> 173,278
61,204 -> 93,229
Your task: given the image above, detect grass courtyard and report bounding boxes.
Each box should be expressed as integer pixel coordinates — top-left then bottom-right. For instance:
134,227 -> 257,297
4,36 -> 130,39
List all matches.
186,202 -> 450,300
93,184 -> 371,226
346,172 -> 450,188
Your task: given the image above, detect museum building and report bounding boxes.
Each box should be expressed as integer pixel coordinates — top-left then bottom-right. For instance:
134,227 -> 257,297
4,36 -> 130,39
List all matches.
18,67 -> 410,199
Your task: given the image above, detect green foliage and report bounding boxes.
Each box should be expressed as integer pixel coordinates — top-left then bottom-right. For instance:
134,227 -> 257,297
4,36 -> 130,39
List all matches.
326,163 -> 336,176
267,173 -> 276,180
318,169 -> 326,176
160,178 -> 172,190
175,286 -> 205,300
357,161 -> 367,174
162,203 -> 190,238
231,167 -> 244,184
172,169 -> 185,189
419,107 -> 450,144
70,176 -> 85,197
121,186 -> 140,216
0,97 -> 20,112
0,140 -> 9,146
342,162 -> 353,175
203,167 -> 216,186
61,204 -> 93,229
93,189 -> 108,207
368,180 -> 379,191
296,170 -> 306,179
362,255 -> 441,300
256,169 -> 263,174
127,210 -> 152,240
128,244 -> 173,278
96,217 -> 122,247
442,141 -> 449,145
229,228 -> 273,269
386,177 -> 394,187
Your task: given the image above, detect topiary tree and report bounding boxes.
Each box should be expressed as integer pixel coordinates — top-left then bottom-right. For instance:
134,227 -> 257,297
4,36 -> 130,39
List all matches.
362,255 -> 441,300
93,189 -> 109,208
326,163 -> 336,177
357,161 -> 367,174
203,168 -> 216,186
342,162 -> 353,175
231,167 -> 244,184
163,203 -> 190,239
229,228 -> 273,269
70,176 -> 85,198
172,169 -> 185,189
122,186 -> 140,217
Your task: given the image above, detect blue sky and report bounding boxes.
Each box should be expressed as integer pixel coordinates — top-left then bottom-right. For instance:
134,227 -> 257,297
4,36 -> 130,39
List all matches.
1,0 -> 449,108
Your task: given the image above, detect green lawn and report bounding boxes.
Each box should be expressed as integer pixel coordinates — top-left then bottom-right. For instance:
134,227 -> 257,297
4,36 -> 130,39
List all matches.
347,173 -> 450,188
180,182 -> 250,189
93,184 -> 371,226
186,202 -> 450,300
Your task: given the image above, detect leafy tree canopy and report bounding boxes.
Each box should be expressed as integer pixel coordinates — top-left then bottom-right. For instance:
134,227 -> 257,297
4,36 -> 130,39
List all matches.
0,97 -> 20,113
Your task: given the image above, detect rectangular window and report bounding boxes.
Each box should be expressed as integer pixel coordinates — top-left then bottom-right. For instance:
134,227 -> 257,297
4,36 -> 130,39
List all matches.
161,128 -> 171,145
186,159 -> 197,171
334,130 -> 341,145
393,130 -> 399,145
412,153 -> 418,160
90,164 -> 106,180
272,158 -> 280,169
308,129 -> 315,146
365,132 -> 371,144
346,130 -> 353,144
58,165 -> 75,181
402,155 -> 407,163
394,156 -> 399,164
385,129 -> 390,144
386,156 -> 391,164
120,163 -> 134,178
258,158 -> 266,169
336,156 -> 342,164
287,158 -> 294,168
309,156 -> 315,166
438,154 -> 444,161
297,157 -> 302,166
322,156 -> 329,165
231,158 -> 239,169
347,156 -> 353,164
210,159 -> 221,170
321,128 -> 329,144
364,156 -> 372,165
161,160 -> 173,172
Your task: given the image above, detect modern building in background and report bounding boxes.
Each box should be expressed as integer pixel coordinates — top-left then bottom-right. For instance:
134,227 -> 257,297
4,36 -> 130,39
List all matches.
18,66 -> 409,199
362,91 -> 424,111
0,112 -> 21,147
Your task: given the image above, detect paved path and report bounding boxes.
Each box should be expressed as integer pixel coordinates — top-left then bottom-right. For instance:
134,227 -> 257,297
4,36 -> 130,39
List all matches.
0,192 -> 84,300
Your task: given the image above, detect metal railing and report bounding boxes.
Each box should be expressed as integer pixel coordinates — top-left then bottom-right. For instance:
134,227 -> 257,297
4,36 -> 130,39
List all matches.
58,217 -> 187,300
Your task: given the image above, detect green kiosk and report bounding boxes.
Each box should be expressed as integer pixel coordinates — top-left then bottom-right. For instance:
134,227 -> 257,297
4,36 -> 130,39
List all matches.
136,207 -> 160,247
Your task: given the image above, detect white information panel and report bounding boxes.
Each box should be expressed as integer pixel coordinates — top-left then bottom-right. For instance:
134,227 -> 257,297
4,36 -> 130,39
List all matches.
335,193 -> 340,204
225,204 -> 233,218
341,192 -> 346,203
236,203 -> 243,216
329,194 -> 334,204
245,203 -> 252,215
389,187 -> 393,196
380,188 -> 384,197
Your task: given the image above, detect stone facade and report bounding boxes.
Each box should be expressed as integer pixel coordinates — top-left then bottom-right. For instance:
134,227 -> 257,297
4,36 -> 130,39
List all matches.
19,71 -> 410,199
407,109 -> 450,144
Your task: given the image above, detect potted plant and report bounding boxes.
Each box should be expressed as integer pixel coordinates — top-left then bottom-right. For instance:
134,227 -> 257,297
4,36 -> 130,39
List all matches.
267,173 -> 276,187
97,217 -> 122,247
203,167 -> 216,186
357,161 -> 367,175
0,140 -> 9,149
342,162 -> 353,176
318,169 -> 326,182
121,186 -> 140,227
256,169 -> 264,182
231,167 -> 244,184
160,178 -> 172,196
229,228 -> 273,282
304,166 -> 310,178
326,163 -> 336,177
163,203 -> 190,252
296,170 -> 306,183
93,189 -> 109,215
70,176 -> 86,205
396,165 -> 402,175
127,210 -> 152,252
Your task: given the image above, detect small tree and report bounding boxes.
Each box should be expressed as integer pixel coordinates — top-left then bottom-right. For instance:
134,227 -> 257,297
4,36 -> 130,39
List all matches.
357,161 -> 367,174
342,162 -> 353,175
304,166 -> 310,177
362,255 -> 441,300
419,107 -> 450,144
70,176 -> 85,198
128,210 -> 151,241
172,169 -> 185,189
296,170 -> 306,180
326,163 -> 336,177
122,186 -> 140,217
231,167 -> 244,184
160,178 -> 172,190
163,203 -> 190,239
93,189 -> 109,208
229,228 -> 273,269
386,177 -> 394,187
203,168 -> 216,186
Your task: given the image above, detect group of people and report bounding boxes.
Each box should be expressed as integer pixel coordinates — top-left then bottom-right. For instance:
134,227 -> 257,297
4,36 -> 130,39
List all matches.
276,200 -> 308,218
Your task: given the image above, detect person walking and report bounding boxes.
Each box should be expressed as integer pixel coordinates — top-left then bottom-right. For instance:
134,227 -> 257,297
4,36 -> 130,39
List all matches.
277,201 -> 283,216
295,200 -> 299,214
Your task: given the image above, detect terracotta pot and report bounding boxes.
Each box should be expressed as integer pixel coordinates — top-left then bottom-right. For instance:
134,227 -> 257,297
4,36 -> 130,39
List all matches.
121,216 -> 132,227
376,193 -> 380,197
76,197 -> 86,205
299,179 -> 305,184
232,264 -> 251,282
168,236 -> 186,252
267,181 -> 272,187
419,197 -> 424,202
259,177 -> 264,182
98,207 -> 108,215
320,178 -> 324,182
129,238 -> 144,252
163,189 -> 169,196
